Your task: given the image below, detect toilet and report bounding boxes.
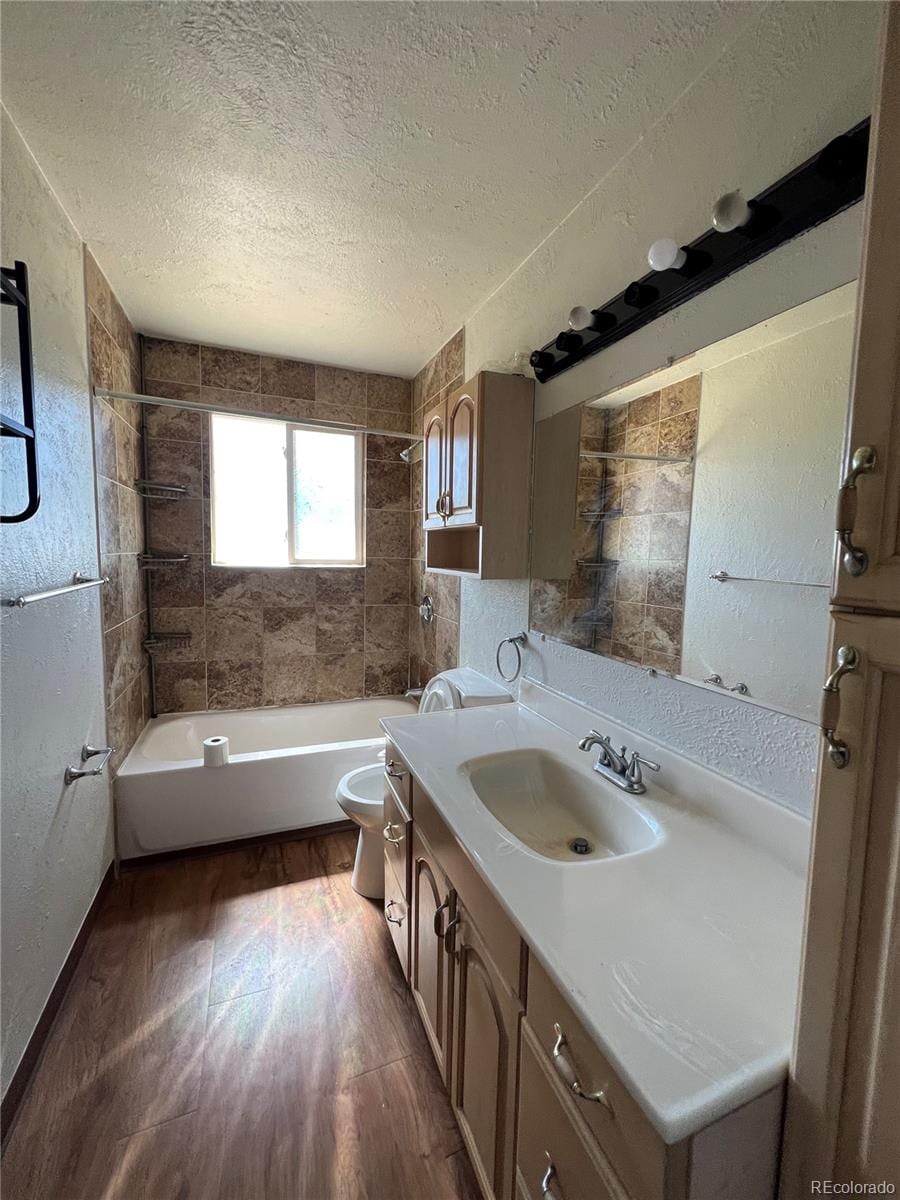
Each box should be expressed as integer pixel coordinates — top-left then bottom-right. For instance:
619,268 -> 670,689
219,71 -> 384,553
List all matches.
336,668 -> 513,898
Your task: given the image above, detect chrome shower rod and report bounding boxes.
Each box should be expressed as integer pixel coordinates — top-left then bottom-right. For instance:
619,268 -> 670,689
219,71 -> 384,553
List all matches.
95,388 -> 424,444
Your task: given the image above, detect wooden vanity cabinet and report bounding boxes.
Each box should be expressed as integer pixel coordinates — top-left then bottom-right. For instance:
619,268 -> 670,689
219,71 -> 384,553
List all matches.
422,371 -> 533,578
385,771 -> 784,1200
410,826 -> 454,1081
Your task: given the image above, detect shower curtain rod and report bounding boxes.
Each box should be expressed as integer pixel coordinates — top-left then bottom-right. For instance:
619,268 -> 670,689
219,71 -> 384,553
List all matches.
94,388 -> 424,444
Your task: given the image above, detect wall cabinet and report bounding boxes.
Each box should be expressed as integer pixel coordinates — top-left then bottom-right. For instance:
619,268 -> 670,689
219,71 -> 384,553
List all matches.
422,372 -> 533,579
383,742 -> 783,1200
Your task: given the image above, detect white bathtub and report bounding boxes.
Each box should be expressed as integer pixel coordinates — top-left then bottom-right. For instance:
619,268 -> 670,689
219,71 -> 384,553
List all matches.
115,696 -> 418,859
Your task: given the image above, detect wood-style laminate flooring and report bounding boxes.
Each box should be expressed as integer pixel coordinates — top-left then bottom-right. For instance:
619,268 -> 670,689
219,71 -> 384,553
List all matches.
2,831 -> 480,1200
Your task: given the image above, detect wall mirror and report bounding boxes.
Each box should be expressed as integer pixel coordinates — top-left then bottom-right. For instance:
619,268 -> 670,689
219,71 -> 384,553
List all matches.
529,282 -> 856,721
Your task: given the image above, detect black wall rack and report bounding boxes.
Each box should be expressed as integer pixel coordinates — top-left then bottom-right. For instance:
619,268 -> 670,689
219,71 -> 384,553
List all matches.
529,119 -> 870,385
1,260 -> 40,523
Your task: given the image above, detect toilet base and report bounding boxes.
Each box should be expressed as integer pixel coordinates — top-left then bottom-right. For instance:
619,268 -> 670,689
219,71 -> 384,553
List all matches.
350,826 -> 385,899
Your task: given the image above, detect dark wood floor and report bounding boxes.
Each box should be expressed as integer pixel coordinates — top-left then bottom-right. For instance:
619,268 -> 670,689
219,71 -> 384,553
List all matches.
2,831 -> 480,1200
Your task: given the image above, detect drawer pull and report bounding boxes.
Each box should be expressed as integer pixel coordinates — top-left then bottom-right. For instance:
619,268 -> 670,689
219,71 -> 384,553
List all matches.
386,759 -> 407,779
385,900 -> 404,927
383,822 -> 404,845
552,1023 -> 613,1114
541,1153 -> 560,1198
433,897 -> 450,937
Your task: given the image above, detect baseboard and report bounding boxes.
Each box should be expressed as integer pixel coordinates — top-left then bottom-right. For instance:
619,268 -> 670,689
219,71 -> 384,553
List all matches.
1,859 -> 115,1151
118,818 -> 356,868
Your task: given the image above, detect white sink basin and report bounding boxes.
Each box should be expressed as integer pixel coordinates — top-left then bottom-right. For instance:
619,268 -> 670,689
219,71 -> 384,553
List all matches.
462,748 -> 660,862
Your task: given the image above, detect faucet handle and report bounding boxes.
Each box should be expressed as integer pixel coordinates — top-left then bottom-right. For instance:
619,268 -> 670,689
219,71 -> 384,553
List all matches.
626,751 -> 661,787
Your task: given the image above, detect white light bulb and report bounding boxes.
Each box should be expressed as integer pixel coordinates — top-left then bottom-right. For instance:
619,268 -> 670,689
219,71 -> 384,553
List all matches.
711,190 -> 752,233
647,238 -> 687,272
568,305 -> 592,331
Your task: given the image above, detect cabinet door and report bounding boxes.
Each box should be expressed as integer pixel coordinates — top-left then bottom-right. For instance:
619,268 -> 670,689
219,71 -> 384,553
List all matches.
410,828 -> 453,1081
451,901 -> 521,1200
829,6 -> 900,613
446,383 -> 480,527
782,614 -> 900,1194
423,400 -> 447,529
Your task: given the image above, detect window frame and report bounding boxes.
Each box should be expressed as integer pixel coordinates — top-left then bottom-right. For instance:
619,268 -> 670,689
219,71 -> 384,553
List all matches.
285,421 -> 365,567
209,412 -> 365,569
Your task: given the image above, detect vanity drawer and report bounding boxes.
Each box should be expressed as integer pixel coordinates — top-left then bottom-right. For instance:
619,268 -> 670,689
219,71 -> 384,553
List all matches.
517,1022 -> 625,1200
527,957 -> 688,1200
384,855 -> 410,979
384,738 -> 412,813
383,784 -> 411,898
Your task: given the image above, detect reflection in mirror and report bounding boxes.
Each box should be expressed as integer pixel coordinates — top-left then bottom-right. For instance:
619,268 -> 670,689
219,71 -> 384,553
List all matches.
530,284 -> 856,720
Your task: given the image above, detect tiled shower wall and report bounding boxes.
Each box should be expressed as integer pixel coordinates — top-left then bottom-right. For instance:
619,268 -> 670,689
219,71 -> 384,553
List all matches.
408,328 -> 465,689
140,337 -> 414,712
84,250 -> 150,770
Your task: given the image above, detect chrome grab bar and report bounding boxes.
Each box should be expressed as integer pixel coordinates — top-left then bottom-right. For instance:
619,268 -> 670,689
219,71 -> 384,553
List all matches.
64,744 -> 114,786
6,571 -> 107,608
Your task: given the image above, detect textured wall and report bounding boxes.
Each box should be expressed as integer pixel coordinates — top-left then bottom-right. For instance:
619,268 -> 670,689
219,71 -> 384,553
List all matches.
0,110 -> 113,1096
457,2 -> 882,817
85,252 -> 150,769
141,337 -> 413,711
408,329 -> 465,689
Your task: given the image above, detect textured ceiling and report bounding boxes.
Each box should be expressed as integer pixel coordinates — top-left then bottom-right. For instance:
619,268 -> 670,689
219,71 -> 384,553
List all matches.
1,2 -> 753,374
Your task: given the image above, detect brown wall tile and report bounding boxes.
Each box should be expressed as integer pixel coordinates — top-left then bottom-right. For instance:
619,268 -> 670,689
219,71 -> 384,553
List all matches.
154,662 -> 207,713
262,607 -> 316,658
200,346 -> 259,392
208,661 -> 263,710
315,366 -> 366,408
142,338 -> 201,385
260,356 -> 315,400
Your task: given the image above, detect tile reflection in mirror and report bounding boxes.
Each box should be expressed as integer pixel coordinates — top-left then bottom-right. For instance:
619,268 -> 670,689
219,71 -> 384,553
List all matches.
529,284 -> 856,721
530,378 -> 699,673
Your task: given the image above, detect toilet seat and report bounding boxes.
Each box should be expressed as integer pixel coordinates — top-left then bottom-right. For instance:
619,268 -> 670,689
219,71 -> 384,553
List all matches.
336,763 -> 384,825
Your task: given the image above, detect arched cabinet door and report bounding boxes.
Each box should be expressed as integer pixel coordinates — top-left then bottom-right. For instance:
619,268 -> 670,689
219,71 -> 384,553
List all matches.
451,902 -> 519,1200
446,384 -> 481,527
410,829 -> 452,1081
423,402 -> 446,529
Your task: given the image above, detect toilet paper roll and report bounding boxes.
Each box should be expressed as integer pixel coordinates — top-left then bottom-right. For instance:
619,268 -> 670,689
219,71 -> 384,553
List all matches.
203,736 -> 229,768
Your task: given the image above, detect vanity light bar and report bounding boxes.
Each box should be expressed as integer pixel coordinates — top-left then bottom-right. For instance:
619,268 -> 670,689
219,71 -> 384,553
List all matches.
95,388 -> 424,446
530,118 -> 870,384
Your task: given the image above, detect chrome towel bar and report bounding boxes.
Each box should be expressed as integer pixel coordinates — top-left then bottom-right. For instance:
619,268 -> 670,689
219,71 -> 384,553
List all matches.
64,744 -> 114,786
5,571 -> 108,608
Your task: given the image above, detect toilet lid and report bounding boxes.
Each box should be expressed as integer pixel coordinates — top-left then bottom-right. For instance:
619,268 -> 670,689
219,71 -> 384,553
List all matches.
419,676 -> 462,713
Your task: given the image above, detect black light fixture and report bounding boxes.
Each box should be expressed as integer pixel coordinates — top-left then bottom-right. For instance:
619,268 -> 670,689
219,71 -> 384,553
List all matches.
529,116 -> 870,384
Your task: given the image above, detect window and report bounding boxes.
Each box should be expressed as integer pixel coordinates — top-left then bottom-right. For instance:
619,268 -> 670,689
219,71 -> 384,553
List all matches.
210,413 -> 363,567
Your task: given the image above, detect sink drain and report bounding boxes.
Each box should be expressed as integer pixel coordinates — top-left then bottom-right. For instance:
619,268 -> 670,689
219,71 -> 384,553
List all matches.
569,836 -> 593,855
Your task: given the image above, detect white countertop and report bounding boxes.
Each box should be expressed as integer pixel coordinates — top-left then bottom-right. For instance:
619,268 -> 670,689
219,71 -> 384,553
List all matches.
382,686 -> 809,1144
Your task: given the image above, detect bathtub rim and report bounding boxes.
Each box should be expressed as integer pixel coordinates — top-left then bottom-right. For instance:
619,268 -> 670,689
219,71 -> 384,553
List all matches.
118,694 -> 418,777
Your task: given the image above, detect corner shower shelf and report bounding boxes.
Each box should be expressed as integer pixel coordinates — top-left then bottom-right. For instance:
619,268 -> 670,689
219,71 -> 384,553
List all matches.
134,480 -> 189,499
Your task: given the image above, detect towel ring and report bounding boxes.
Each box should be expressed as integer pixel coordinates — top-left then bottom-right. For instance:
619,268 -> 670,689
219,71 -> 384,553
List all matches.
496,632 -> 527,683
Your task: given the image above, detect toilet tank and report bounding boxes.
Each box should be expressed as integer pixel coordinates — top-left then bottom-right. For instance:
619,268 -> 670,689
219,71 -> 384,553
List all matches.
419,668 -> 512,713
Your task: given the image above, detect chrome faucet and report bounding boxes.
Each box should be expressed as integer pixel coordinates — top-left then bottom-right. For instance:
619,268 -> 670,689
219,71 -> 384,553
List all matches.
577,729 -> 660,794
